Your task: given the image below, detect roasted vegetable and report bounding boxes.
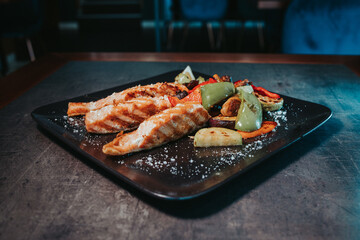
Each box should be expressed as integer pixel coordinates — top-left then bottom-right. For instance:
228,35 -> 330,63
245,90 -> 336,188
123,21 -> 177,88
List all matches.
237,121 -> 277,139
236,85 -> 253,94
189,78 -> 217,93
220,96 -> 241,117
181,88 -> 202,104
234,79 -> 252,88
235,90 -> 263,132
220,75 -> 231,82
213,74 -> 220,82
175,73 -> 191,84
168,96 -> 181,107
194,127 -> 242,147
197,76 -> 205,83
254,92 -> 284,111
213,74 -> 233,83
251,85 -> 280,99
208,116 -> 236,129
175,90 -> 188,100
185,80 -> 199,90
201,82 -> 235,110
175,65 -> 195,84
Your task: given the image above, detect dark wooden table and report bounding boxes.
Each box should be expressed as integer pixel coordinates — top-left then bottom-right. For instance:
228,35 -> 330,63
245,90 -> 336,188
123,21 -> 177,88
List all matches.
1,53 -> 360,239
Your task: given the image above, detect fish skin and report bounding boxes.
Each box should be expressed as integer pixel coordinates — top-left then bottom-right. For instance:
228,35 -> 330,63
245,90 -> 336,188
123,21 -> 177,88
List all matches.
85,97 -> 172,134
67,82 -> 188,116
103,103 -> 210,155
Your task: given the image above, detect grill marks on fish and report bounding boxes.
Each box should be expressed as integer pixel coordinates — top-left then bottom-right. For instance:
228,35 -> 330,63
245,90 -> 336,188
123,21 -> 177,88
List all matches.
67,82 -> 212,156
102,103 -> 210,155
67,82 -> 188,116
85,97 -> 172,134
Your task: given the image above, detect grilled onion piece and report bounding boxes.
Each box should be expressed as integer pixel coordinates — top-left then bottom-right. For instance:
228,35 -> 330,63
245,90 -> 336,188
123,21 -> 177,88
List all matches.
194,127 -> 242,147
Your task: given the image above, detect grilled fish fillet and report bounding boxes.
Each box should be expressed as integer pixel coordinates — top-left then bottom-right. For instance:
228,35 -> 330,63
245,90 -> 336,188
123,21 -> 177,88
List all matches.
68,82 -> 188,116
103,103 -> 210,155
85,97 -> 172,134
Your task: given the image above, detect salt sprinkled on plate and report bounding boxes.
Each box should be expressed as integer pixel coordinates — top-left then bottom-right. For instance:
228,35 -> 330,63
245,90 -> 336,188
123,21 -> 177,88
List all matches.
267,109 -> 287,126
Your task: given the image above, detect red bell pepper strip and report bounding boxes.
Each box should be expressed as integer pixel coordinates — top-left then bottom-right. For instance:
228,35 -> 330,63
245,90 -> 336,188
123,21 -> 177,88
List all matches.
168,96 -> 181,107
180,88 -> 202,104
251,85 -> 280,99
234,79 -> 249,88
189,78 -> 217,93
233,79 -> 243,87
168,88 -> 202,106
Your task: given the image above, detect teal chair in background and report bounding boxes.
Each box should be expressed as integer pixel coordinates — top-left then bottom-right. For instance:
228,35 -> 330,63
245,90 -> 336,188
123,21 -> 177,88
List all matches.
166,0 -> 228,50
282,0 -> 360,55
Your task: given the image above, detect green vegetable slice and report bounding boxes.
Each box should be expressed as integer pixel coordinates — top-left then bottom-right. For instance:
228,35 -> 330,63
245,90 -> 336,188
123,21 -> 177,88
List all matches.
235,90 -> 263,132
201,82 -> 235,110
175,73 -> 191,84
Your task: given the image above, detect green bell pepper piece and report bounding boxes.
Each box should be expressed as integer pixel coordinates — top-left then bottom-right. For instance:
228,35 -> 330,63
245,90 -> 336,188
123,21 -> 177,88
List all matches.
236,85 -> 253,94
235,90 -> 263,132
201,82 -> 235,110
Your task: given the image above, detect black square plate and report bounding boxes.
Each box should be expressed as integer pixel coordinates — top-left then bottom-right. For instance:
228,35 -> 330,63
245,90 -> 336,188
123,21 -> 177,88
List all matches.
32,70 -> 332,200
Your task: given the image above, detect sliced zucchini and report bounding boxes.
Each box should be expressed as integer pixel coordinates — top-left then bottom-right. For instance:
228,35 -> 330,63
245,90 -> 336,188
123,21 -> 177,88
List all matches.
254,92 -> 284,111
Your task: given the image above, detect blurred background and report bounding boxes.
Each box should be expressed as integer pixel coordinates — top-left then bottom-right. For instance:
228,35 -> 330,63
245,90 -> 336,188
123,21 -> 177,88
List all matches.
1,0 -> 359,76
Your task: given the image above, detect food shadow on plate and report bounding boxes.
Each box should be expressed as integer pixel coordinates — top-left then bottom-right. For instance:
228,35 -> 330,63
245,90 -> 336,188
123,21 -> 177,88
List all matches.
36,116 -> 341,218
